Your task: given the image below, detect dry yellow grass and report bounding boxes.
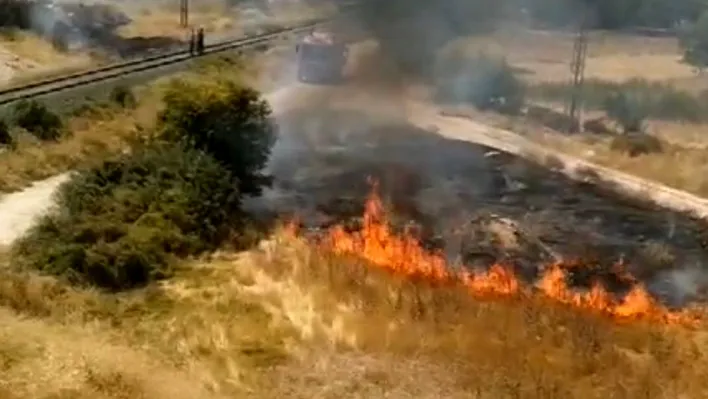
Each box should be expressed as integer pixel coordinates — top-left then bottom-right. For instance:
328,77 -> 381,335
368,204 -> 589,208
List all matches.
0,30 -> 95,85
0,48 -> 279,194
0,94 -> 157,193
454,29 -> 693,84
117,7 -> 236,39
117,1 -> 332,40
0,250 -> 288,398
2,231 -> 707,398
526,125 -> 708,197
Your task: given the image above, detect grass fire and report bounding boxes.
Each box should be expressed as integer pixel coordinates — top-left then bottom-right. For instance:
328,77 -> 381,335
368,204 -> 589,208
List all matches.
293,180 -> 705,328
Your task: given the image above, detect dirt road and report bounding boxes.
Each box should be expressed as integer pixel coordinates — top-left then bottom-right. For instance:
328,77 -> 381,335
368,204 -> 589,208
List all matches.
0,173 -> 70,246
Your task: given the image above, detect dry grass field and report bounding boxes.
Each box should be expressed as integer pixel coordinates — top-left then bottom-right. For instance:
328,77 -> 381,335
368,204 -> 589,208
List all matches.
2,200 -> 708,398
0,0 -> 327,87
448,29 -> 708,198
115,1 -> 238,40
2,27 -> 708,398
116,1 -> 334,40
463,29 -> 691,84
0,30 -> 94,86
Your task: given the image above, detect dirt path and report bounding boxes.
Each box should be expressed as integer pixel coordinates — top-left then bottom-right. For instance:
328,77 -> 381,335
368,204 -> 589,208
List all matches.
0,173 -> 70,246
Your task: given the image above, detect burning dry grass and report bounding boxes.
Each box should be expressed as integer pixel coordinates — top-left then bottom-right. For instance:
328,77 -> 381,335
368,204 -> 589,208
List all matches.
252,224 -> 708,397
1,189 -> 708,397
316,185 -> 705,326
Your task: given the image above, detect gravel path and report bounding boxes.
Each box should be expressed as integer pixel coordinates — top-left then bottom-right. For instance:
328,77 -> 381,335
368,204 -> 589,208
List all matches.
0,174 -> 71,246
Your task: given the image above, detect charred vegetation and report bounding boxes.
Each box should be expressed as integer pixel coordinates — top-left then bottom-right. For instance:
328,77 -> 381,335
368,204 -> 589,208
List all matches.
0,0 -> 182,58
263,107 -> 708,308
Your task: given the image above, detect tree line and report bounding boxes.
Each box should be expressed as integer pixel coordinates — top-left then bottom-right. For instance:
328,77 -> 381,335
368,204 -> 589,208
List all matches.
518,0 -> 706,29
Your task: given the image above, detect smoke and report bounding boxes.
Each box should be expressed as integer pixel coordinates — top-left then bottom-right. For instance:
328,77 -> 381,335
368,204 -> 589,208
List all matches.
24,0 -> 98,51
649,265 -> 708,307
245,0 -> 708,310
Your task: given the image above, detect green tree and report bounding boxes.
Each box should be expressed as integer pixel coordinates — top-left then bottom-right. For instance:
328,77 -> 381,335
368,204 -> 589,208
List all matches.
679,10 -> 708,72
0,118 -> 12,146
158,79 -> 277,196
11,99 -> 64,141
109,85 -> 137,108
14,141 -> 242,290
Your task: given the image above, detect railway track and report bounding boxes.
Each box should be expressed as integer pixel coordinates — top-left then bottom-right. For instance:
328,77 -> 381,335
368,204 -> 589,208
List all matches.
0,7 -> 357,107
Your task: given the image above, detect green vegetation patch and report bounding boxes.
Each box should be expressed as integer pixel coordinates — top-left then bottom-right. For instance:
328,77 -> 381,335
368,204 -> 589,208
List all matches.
13,78 -> 277,291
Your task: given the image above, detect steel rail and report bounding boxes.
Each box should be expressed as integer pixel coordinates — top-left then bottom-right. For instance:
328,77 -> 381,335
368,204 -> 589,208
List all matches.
0,6 -> 358,106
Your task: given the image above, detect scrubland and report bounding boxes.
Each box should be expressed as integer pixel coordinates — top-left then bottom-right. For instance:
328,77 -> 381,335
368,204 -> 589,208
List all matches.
441,28 -> 708,198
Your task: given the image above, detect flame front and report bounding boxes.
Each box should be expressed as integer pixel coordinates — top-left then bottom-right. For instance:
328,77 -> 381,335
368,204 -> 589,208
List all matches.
319,184 -> 702,326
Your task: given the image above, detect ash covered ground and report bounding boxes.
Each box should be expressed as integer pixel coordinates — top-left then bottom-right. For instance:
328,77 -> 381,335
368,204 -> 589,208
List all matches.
251,105 -> 708,307
246,43 -> 708,309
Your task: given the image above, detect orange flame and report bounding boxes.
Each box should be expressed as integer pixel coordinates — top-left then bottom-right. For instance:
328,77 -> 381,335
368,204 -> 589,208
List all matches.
318,183 -> 702,327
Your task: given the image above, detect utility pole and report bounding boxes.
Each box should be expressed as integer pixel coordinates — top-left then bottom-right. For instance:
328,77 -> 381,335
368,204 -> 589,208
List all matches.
180,0 -> 189,28
565,9 -> 589,133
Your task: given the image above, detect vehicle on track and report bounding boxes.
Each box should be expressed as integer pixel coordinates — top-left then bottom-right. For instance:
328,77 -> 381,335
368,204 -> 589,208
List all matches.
295,27 -> 348,84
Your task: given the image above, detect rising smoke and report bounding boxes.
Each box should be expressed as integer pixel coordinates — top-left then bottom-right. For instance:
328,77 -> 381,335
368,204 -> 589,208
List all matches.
252,0 -> 708,307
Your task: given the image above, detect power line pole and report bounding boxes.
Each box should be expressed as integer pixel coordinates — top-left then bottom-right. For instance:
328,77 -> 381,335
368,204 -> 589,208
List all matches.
180,0 -> 189,28
565,9 -> 589,133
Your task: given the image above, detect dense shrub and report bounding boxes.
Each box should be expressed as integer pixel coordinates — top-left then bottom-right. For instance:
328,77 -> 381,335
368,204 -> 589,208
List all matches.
109,85 -> 137,108
610,133 -> 664,157
0,119 -> 12,146
0,0 -> 32,30
158,79 -> 277,196
435,49 -> 526,115
11,99 -> 64,140
13,142 -> 242,290
679,10 -> 708,72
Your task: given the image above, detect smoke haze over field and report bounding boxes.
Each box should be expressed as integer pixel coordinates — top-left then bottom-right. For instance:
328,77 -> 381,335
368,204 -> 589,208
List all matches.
239,0 -> 708,310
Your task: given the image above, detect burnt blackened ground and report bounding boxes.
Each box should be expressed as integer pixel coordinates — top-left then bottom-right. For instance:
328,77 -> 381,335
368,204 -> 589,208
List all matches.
255,108 -> 708,306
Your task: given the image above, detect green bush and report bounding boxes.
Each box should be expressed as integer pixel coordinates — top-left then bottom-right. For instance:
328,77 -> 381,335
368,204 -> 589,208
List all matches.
11,99 -> 64,140
158,79 -> 277,196
109,85 -> 137,108
679,10 -> 708,72
529,78 -> 706,122
0,118 -> 12,146
435,50 -> 525,115
603,91 -> 648,133
610,133 -> 664,157
13,141 -> 242,290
